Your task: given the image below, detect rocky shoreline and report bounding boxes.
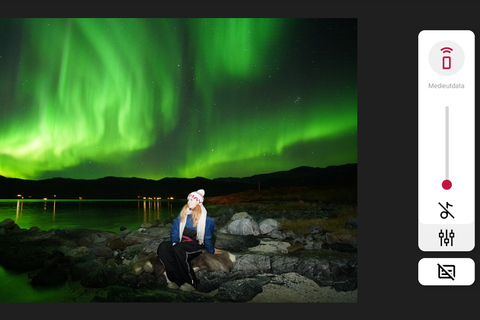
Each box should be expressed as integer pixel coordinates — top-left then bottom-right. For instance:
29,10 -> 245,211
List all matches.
0,205 -> 357,303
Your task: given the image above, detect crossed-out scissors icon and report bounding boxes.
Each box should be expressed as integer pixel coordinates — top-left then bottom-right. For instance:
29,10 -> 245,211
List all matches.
439,202 -> 454,219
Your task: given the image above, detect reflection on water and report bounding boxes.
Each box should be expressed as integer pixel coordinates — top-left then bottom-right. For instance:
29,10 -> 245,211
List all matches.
138,199 -> 180,226
16,199 -> 57,224
138,200 -> 162,223
15,200 -> 23,222
44,200 -> 56,221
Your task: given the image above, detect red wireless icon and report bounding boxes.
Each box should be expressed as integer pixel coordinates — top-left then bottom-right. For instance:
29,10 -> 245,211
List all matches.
441,47 -> 453,54
441,47 -> 453,69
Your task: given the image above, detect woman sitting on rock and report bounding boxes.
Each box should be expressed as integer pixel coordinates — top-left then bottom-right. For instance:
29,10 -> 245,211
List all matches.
157,189 -> 215,291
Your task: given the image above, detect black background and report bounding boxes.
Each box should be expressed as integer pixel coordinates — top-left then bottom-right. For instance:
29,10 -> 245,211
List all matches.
1,0 -> 478,316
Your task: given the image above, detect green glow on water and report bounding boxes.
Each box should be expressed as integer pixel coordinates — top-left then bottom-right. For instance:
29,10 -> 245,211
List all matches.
0,264 -> 97,302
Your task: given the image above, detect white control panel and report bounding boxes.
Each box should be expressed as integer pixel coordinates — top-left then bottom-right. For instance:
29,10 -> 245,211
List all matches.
418,30 -> 475,252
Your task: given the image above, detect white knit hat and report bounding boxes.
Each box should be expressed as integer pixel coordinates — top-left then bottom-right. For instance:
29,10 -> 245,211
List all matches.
187,189 -> 205,204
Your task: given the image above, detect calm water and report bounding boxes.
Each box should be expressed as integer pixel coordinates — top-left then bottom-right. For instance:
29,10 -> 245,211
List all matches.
0,199 -> 185,302
0,199 -> 185,232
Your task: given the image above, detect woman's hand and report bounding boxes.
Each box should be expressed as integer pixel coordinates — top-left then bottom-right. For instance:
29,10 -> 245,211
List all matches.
214,248 -> 223,254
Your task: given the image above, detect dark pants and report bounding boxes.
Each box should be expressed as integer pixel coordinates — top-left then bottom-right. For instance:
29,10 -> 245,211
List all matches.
157,239 -> 203,287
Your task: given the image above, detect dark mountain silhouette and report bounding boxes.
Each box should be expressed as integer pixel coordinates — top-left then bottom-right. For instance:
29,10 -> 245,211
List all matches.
0,163 -> 356,199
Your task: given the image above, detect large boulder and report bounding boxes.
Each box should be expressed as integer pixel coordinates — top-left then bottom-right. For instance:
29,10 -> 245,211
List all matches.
258,218 -> 281,235
271,255 -> 299,274
196,270 -> 232,292
222,212 -> 260,236
296,258 -> 332,287
233,254 -> 271,276
213,233 -> 260,252
216,276 -> 270,302
0,229 -> 60,272
0,218 -> 16,231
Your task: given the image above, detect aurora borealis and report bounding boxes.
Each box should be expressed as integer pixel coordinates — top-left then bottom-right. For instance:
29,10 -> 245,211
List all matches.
0,18 -> 357,181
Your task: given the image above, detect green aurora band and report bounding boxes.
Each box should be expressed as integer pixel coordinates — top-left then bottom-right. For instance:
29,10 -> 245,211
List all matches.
0,18 -> 357,180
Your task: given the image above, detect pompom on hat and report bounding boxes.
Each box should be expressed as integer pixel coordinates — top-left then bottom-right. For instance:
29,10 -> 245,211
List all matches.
187,189 -> 205,204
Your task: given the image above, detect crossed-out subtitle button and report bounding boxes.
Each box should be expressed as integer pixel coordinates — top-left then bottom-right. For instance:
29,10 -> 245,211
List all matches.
418,258 -> 475,286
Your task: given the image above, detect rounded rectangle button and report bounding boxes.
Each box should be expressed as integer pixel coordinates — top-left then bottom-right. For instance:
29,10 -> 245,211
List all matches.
418,258 -> 475,286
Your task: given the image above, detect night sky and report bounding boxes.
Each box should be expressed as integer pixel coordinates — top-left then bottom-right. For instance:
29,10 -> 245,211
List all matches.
0,18 -> 357,181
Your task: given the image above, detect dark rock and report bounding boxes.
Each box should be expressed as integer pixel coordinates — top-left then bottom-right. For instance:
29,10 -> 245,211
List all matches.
70,259 -> 104,281
107,237 -> 125,250
118,272 -> 140,288
89,244 -> 114,258
271,255 -> 299,274
81,266 -> 109,288
121,243 -> 146,260
43,250 -> 70,269
52,229 -> 118,249
214,233 -> 260,252
118,271 -> 162,291
31,267 -> 69,287
123,230 -> 154,246
233,254 -> 271,275
216,277 -> 271,302
289,232 -> 306,243
212,207 -> 235,225
296,258 -> 332,287
143,226 -> 171,239
140,239 -> 164,254
196,270 -> 232,292
0,242 -> 56,272
103,258 -> 127,286
330,258 -> 358,291
0,218 -> 16,230
135,272 -> 160,289
333,280 -> 357,292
